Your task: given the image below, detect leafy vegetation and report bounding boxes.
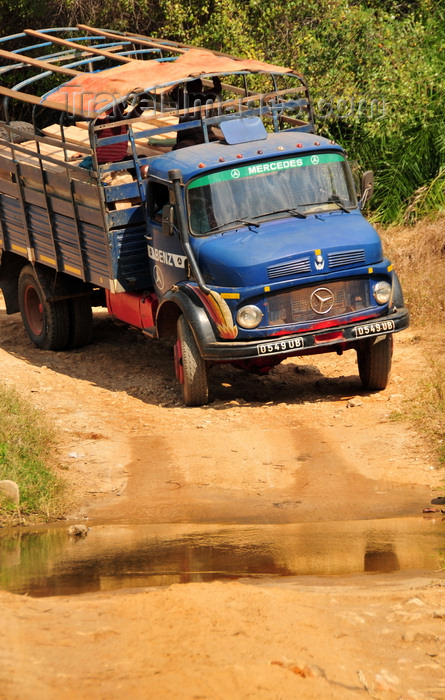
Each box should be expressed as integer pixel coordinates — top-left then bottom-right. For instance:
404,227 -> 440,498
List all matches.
0,0 -> 443,224
155,0 -> 445,224
0,384 -> 64,523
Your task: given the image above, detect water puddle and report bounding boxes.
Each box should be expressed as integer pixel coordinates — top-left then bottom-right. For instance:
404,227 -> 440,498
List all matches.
1,516 -> 444,597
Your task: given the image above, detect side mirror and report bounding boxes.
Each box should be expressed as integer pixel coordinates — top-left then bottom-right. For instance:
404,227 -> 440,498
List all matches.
161,204 -> 174,236
360,170 -> 374,206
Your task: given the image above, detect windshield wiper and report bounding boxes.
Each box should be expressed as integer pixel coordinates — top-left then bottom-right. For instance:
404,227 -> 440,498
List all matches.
205,217 -> 260,234
328,199 -> 351,213
303,198 -> 351,213
254,207 -> 306,220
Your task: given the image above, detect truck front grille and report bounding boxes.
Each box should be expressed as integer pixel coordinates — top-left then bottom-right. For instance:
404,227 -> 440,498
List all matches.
266,278 -> 371,326
328,250 -> 366,267
267,250 -> 366,280
267,257 -> 311,279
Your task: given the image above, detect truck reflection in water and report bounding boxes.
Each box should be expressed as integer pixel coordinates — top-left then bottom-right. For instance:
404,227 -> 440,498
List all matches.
364,546 -> 400,573
0,517 -> 443,597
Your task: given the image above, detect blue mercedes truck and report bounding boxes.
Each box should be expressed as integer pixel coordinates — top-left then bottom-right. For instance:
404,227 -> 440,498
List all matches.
0,26 -> 409,405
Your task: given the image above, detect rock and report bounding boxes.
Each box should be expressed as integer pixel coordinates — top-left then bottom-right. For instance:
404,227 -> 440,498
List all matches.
0,480 -> 20,505
402,630 -> 436,643
406,597 -> 425,607
68,524 -> 89,537
374,669 -> 400,691
433,609 -> 445,618
347,397 -> 363,408
402,630 -> 416,642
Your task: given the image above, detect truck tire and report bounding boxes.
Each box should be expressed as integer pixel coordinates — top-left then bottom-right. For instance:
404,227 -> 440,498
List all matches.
357,335 -> 393,390
18,265 -> 70,350
67,297 -> 93,348
175,315 -> 209,406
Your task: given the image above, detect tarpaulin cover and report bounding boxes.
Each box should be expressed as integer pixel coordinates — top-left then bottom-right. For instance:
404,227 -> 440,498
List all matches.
43,48 -> 293,115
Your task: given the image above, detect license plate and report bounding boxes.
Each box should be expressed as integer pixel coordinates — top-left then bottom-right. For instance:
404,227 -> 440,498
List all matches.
257,336 -> 304,356
352,320 -> 395,337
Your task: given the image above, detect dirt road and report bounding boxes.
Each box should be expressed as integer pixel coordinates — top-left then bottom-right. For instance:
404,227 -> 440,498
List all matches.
1,296 -> 444,700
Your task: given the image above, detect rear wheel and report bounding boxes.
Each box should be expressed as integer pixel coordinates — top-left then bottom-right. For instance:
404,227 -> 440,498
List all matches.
67,297 -> 93,348
175,315 -> 209,406
18,265 -> 70,350
357,335 -> 393,390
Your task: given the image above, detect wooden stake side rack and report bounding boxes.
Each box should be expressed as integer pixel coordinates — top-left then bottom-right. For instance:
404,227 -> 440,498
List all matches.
0,26 -> 313,293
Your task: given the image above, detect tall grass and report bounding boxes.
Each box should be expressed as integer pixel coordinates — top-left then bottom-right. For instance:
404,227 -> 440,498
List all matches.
380,218 -> 445,326
409,356 -> 445,465
0,383 -> 64,523
381,216 -> 445,464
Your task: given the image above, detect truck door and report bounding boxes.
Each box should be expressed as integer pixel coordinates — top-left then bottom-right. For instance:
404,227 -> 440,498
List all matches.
146,181 -> 188,297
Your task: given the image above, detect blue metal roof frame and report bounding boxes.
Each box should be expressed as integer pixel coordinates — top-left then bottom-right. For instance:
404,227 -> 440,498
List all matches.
0,25 -> 315,160
0,26 -> 312,117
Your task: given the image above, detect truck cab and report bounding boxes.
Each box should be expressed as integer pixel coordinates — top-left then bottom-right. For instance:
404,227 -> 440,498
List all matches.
145,127 -> 408,404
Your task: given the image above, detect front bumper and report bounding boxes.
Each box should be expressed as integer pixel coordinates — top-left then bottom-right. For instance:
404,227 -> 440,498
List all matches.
199,307 -> 410,362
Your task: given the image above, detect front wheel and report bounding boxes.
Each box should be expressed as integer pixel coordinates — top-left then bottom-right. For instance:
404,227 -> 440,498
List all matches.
18,265 -> 70,350
175,315 -> 209,406
357,334 -> 393,390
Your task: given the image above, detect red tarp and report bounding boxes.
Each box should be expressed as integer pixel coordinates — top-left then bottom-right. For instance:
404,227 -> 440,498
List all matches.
43,48 -> 293,115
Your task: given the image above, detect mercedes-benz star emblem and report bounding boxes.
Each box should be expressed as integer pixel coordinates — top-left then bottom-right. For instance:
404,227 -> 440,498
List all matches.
154,265 -> 165,291
310,287 -> 335,314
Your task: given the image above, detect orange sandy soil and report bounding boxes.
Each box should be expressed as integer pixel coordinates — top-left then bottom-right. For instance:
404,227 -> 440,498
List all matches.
0,292 -> 444,700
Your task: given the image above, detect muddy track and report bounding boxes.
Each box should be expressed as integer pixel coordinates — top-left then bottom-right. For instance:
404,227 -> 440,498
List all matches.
0,297 -> 441,525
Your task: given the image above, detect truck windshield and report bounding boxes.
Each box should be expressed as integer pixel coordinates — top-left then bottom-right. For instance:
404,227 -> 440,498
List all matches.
187,152 -> 358,235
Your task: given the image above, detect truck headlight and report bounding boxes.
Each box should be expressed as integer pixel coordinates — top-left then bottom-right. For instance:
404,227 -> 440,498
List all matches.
373,281 -> 392,305
236,305 -> 263,329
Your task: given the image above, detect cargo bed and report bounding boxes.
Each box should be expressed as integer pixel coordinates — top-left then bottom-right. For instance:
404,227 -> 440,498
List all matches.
0,112 -> 178,291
